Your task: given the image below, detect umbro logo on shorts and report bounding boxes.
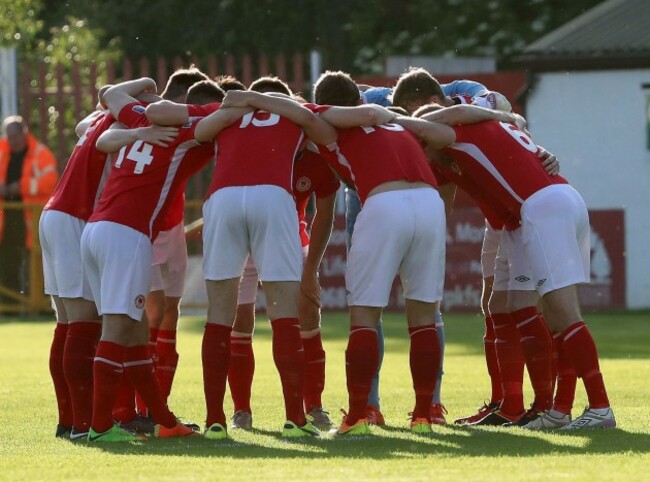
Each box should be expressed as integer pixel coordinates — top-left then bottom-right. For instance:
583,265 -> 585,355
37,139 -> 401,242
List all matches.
536,279 -> 547,288
134,294 -> 146,309
515,275 -> 530,283
345,289 -> 351,296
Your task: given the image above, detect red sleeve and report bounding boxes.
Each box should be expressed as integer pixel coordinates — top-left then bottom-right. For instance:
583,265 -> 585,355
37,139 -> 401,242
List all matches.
188,102 -> 221,117
118,102 -> 150,128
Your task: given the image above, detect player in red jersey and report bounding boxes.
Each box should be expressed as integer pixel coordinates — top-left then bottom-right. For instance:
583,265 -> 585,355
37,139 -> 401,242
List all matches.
397,72 -> 560,427
81,77 -> 237,442
131,68 -> 214,430
310,71 -> 445,435
396,114 -> 615,429
221,78 -> 338,432
195,84 -> 337,440
228,145 -> 339,431
40,85 -> 118,440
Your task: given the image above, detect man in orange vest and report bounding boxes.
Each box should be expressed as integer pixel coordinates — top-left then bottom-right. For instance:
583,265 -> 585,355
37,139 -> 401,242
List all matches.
0,116 -> 58,303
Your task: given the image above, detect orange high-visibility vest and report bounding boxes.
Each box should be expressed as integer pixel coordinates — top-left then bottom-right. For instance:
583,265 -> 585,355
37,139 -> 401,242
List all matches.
0,133 -> 58,249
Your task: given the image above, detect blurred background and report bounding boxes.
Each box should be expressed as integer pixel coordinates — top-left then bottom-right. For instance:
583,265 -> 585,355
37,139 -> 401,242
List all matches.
1,0 -> 647,315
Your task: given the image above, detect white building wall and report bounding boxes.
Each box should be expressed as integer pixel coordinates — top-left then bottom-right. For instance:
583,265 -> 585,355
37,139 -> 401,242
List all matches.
526,69 -> 650,308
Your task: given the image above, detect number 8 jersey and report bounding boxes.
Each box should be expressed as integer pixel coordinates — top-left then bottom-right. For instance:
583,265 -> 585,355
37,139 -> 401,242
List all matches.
445,120 -> 568,215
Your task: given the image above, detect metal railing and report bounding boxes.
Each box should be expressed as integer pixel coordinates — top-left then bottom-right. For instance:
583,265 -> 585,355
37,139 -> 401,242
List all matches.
0,202 -> 50,315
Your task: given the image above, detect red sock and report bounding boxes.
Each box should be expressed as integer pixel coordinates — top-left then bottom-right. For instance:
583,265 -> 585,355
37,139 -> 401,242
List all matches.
228,332 -> 254,414
155,329 -> 179,401
124,345 -> 176,428
483,315 -> 502,404
409,324 -> 440,421
112,374 -> 137,423
512,307 -> 553,412
135,327 -> 159,416
302,329 -> 326,411
345,326 -> 379,425
50,322 -> 72,427
492,313 -> 525,417
92,341 -> 126,433
271,318 -> 306,426
63,321 -> 101,432
562,322 -> 609,409
202,323 -> 231,427
552,332 -> 577,414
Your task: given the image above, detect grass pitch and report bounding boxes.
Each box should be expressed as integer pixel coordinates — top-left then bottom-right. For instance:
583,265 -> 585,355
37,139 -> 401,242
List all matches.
1,310 -> 649,481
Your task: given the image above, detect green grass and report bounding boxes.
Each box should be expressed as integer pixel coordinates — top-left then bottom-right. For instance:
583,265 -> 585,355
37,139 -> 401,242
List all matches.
1,311 -> 649,481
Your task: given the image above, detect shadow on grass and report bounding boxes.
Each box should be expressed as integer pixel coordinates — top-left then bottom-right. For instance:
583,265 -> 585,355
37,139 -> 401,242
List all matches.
87,425 -> 650,459
180,310 -> 650,360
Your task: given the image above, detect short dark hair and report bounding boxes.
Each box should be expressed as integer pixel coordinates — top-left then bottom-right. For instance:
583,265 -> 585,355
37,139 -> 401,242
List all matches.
249,76 -> 292,96
412,103 -> 444,118
392,67 -> 445,110
215,75 -> 246,92
186,80 -> 225,105
387,105 -> 409,116
162,65 -> 210,101
313,71 -> 360,106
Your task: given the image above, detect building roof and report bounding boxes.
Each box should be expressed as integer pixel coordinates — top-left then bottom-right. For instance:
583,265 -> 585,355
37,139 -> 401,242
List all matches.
514,0 -> 650,71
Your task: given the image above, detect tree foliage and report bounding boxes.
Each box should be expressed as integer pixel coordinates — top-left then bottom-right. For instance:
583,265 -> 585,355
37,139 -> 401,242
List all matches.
11,0 -> 604,74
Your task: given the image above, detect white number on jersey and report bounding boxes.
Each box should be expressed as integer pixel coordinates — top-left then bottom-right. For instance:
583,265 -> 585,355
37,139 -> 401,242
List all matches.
115,140 -> 154,174
239,111 -> 281,128
361,123 -> 405,134
498,122 -> 537,153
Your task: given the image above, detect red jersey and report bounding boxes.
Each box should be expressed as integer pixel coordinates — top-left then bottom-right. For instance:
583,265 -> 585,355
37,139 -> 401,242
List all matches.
44,110 -> 115,220
160,187 -> 186,231
445,121 -> 568,216
89,103 -> 214,240
432,162 -> 518,230
293,149 -> 340,246
204,108 -> 310,198
318,121 -> 437,204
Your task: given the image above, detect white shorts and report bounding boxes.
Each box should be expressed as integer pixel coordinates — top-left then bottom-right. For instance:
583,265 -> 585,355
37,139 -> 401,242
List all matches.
494,227 -> 536,292
480,222 -> 501,279
237,246 -> 309,305
346,188 -> 445,307
150,222 -> 187,297
81,221 -> 152,321
39,210 -> 93,300
521,184 -> 590,296
203,185 -> 302,282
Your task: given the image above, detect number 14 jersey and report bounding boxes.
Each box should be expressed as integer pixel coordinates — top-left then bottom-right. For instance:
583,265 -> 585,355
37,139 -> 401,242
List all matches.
89,102 -> 214,240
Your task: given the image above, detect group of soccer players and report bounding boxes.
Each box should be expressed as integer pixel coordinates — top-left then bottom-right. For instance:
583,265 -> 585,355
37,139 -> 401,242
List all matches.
41,64 -> 615,443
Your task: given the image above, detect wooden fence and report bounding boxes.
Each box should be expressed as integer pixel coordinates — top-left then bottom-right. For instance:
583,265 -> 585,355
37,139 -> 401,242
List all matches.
17,53 -> 308,199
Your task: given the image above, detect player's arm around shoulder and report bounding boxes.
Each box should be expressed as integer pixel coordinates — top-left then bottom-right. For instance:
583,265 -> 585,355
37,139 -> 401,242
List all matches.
145,100 -> 190,126
103,77 -> 157,119
319,104 -> 395,129
422,104 -> 516,126
394,116 -> 456,150
96,122 -> 178,153
194,105 -> 251,143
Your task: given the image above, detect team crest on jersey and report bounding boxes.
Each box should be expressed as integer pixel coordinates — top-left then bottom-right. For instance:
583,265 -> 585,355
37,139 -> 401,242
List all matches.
132,104 -> 146,114
134,294 -> 146,309
296,176 -> 312,192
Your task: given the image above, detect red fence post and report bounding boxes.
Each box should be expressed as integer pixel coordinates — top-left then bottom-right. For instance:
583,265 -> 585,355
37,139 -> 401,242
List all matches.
157,57 -> 168,94
292,53 -> 304,95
